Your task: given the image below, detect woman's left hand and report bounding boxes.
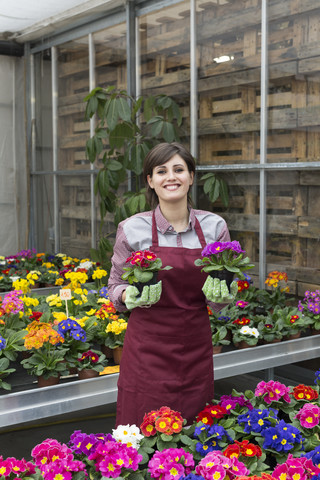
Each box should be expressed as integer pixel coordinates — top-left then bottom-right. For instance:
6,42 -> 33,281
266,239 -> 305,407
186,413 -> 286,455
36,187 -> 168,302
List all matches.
124,281 -> 162,310
202,276 -> 238,304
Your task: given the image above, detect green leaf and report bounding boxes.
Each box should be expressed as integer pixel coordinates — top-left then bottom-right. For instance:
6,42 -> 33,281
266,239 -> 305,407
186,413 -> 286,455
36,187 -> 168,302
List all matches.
150,118 -> 163,137
219,177 -> 229,207
162,122 -> 176,143
117,96 -> 132,122
209,178 -> 220,203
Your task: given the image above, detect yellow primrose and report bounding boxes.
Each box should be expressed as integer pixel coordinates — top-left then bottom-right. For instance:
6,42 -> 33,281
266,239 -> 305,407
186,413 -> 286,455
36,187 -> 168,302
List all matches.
92,269 -> 107,280
43,262 -> 55,268
46,294 -> 63,308
55,278 -> 64,286
52,312 -> 68,323
86,308 -> 97,316
22,296 -> 39,307
13,278 -> 30,294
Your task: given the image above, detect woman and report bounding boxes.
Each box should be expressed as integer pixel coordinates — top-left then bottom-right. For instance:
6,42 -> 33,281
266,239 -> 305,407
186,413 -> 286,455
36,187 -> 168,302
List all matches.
108,142 -> 232,427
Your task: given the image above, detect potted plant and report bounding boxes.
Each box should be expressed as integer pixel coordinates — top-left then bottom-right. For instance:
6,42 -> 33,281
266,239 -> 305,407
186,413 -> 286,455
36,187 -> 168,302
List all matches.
232,324 -> 260,349
56,318 -> 91,372
298,289 -> 320,334
121,249 -> 172,292
194,241 -> 254,286
256,270 -> 293,311
21,320 -> 69,386
76,349 -> 108,379
104,316 -> 128,364
255,314 -> 283,344
211,325 -> 230,354
273,305 -> 313,340
0,354 -> 16,391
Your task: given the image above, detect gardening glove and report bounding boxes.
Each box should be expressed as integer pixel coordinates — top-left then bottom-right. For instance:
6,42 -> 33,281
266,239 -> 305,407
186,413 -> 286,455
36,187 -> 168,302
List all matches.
202,276 -> 238,304
124,281 -> 162,310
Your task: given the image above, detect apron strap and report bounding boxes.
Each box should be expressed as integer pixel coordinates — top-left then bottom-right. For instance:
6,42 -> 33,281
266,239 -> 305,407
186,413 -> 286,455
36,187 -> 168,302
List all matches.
152,210 -> 207,249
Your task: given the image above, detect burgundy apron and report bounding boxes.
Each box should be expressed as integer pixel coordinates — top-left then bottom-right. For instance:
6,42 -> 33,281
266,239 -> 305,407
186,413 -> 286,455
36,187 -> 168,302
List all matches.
116,212 -> 214,426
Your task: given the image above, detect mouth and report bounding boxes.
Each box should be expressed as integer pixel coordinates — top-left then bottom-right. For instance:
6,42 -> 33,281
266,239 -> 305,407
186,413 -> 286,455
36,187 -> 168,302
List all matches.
164,184 -> 180,191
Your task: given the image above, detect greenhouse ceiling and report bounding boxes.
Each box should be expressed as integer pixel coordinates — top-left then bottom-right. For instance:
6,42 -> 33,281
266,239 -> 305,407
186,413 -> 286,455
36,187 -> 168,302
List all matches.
0,0 -> 124,43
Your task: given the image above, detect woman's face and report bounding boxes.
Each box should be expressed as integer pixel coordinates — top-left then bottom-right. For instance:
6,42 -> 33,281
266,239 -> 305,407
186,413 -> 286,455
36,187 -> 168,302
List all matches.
147,154 -> 194,206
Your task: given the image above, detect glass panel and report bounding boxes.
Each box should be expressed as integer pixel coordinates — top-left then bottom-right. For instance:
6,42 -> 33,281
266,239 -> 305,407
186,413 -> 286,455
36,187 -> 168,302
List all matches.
265,170 -> 320,297
34,52 -> 54,253
138,0 -> 191,144
93,23 -> 127,90
59,175 -> 92,258
33,175 -> 54,253
57,37 -> 89,171
197,0 -> 261,165
55,25 -> 127,257
197,170 -> 260,286
268,3 -> 320,163
34,52 -> 52,172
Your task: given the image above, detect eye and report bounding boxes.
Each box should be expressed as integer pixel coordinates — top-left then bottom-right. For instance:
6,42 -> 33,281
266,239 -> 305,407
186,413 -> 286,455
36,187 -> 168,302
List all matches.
175,168 -> 184,173
156,169 -> 166,174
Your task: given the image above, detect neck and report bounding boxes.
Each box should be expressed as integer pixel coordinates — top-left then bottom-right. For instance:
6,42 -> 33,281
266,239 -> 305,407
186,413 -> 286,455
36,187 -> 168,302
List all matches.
158,200 -> 190,232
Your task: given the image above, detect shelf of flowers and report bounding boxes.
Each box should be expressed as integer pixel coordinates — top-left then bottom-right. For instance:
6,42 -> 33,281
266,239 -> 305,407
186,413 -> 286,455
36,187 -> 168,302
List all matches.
0,249 -> 320,430
3,375 -> 320,480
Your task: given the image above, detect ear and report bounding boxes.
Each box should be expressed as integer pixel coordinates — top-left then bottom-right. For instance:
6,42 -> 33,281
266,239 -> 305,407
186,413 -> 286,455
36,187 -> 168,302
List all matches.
147,175 -> 154,189
189,171 -> 194,186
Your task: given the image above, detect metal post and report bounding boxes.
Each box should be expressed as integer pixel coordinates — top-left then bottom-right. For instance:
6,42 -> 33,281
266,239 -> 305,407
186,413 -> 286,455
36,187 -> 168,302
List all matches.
259,0 -> 268,288
89,33 -> 97,249
51,46 -> 60,253
190,0 -> 198,204
126,0 -> 136,192
28,49 -> 37,249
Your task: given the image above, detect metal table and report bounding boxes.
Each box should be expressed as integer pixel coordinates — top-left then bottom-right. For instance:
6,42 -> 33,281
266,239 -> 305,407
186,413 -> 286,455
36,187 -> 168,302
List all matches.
1,334 -> 319,429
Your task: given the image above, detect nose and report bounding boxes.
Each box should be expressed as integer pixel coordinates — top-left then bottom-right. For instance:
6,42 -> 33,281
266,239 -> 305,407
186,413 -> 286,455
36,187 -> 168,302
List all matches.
166,168 -> 177,181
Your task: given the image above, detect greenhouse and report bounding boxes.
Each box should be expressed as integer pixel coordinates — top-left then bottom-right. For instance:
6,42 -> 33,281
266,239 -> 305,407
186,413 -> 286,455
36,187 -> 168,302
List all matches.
0,0 -> 319,474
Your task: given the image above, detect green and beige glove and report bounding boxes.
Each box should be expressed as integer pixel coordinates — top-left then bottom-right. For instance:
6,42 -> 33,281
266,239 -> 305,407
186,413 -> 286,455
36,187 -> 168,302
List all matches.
124,281 -> 162,310
202,276 -> 238,304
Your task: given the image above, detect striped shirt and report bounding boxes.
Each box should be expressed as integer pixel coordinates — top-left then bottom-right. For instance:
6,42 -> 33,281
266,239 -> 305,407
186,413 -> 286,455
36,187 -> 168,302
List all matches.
108,205 -> 230,311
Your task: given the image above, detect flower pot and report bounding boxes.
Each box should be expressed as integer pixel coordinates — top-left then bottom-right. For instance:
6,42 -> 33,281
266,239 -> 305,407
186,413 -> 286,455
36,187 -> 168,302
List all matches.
37,375 -> 60,388
78,369 -> 99,380
283,331 -> 301,341
136,272 -> 158,295
113,346 -> 123,365
100,344 -> 114,359
212,345 -> 223,354
209,270 -> 234,288
234,340 -> 255,349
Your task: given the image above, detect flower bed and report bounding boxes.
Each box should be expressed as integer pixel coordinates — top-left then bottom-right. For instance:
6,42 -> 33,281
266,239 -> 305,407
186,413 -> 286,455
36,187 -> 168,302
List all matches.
0,249 -> 319,391
2,375 -> 320,480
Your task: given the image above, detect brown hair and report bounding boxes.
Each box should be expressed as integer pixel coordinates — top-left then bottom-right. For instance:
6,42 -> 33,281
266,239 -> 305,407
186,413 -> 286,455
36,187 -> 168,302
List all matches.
143,142 -> 196,208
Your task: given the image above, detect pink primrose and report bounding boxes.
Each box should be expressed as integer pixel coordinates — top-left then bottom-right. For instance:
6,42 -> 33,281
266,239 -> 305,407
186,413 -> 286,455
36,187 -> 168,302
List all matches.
236,301 -> 249,308
255,380 -> 291,404
148,448 -> 194,480
273,454 -> 320,480
295,403 -> 320,428
195,450 -> 249,480
31,439 -> 73,467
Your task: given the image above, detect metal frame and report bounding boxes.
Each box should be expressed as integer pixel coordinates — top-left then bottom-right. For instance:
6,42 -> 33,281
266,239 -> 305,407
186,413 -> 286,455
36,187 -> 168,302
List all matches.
1,335 -> 319,429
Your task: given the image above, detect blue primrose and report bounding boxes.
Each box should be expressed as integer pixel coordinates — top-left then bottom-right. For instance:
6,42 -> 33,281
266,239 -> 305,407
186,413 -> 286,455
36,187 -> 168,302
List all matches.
195,441 -> 215,456
180,474 -> 206,480
0,335 -> 6,350
57,319 -> 87,341
302,446 -> 320,465
261,420 -> 305,452
238,408 -> 278,434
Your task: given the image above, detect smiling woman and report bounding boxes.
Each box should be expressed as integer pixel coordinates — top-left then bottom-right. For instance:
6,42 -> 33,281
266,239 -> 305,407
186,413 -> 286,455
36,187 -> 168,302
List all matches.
108,142 -> 236,427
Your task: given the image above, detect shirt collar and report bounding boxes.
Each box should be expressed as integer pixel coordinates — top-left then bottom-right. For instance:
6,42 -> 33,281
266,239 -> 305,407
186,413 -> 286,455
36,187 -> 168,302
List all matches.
154,205 -> 196,234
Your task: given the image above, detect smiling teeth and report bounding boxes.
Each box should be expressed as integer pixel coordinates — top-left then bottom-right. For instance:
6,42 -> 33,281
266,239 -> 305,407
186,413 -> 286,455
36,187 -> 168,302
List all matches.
165,185 -> 179,190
